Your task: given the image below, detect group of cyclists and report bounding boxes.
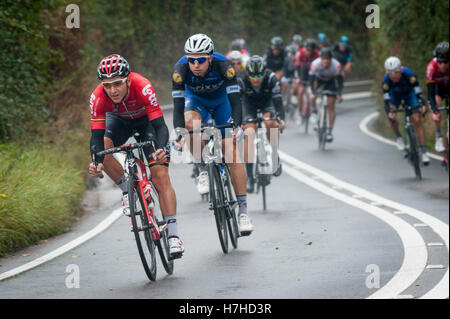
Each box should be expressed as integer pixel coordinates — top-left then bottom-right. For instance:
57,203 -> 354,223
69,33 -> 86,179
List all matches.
87,31 -> 448,262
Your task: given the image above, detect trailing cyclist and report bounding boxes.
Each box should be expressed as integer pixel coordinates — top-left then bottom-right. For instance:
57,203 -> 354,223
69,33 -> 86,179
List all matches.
426,41 -> 449,153
281,45 -> 298,110
88,54 -> 184,257
333,35 -> 353,80
309,47 -> 344,143
238,55 -> 286,194
171,33 -> 254,235
382,56 -> 430,165
263,36 -> 287,82
228,50 -> 246,77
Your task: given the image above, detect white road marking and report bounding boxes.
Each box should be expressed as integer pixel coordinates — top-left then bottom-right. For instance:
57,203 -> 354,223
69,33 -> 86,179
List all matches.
360,112 -> 444,161
394,294 -> 415,299
426,265 -> 445,269
279,150 -> 449,299
427,243 -> 444,247
413,223 -> 429,227
0,208 -> 123,281
344,80 -> 374,87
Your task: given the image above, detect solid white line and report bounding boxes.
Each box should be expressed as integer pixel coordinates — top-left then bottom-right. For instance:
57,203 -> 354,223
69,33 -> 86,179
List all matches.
413,223 -> 429,227
427,243 -> 444,247
344,80 -> 374,87
360,111 -> 444,161
279,150 -> 449,299
394,294 -> 415,299
426,265 -> 445,269
281,162 -> 428,299
0,208 -> 123,282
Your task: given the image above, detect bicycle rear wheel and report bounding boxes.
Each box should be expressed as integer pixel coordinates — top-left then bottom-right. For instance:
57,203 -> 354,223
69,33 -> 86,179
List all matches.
150,184 -> 174,275
406,126 -> 422,180
318,105 -> 327,150
222,164 -> 239,249
128,176 -> 157,281
209,164 -> 229,254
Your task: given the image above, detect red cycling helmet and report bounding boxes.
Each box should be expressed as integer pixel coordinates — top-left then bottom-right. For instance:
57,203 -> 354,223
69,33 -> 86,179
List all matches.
97,54 -> 130,79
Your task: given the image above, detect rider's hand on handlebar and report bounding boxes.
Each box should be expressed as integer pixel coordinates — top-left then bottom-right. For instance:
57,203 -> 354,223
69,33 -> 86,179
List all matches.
280,120 -> 286,132
431,111 -> 441,122
388,112 -> 396,120
232,127 -> 244,140
337,95 -> 343,103
89,162 -> 104,178
171,138 -> 184,152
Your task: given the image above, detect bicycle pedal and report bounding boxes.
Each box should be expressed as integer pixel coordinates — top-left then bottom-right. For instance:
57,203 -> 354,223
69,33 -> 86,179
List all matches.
169,253 -> 183,261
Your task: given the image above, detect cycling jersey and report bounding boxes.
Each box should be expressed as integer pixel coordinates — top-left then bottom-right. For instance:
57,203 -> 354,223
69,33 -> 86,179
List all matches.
426,58 -> 449,112
295,48 -> 319,70
237,70 -> 284,121
282,56 -> 296,80
89,72 -> 167,163
333,44 -> 353,67
309,57 -> 344,95
382,67 -> 425,113
171,52 -> 242,130
263,47 -> 287,72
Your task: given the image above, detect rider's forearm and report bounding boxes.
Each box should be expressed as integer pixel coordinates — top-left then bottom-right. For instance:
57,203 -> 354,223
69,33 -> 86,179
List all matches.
336,75 -> 343,96
273,95 -> 285,121
427,82 -> 438,112
151,116 -> 170,149
90,129 -> 106,163
173,96 -> 186,129
228,91 -> 242,127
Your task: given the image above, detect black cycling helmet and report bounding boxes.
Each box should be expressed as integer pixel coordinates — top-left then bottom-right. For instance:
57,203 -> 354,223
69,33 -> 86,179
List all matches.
320,47 -> 333,59
271,36 -> 283,47
231,39 -> 242,51
304,38 -> 317,50
97,54 -> 130,79
246,55 -> 265,76
434,41 -> 449,59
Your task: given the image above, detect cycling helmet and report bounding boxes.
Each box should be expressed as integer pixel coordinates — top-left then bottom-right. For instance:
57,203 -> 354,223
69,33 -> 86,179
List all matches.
246,55 -> 265,75
292,34 -> 302,44
184,34 -> 214,55
231,39 -> 242,51
228,50 -> 243,61
318,33 -> 326,43
384,56 -> 402,72
340,35 -> 348,45
434,42 -> 449,59
320,47 -> 333,59
97,54 -> 130,80
286,45 -> 297,55
304,38 -> 317,50
271,36 -> 283,47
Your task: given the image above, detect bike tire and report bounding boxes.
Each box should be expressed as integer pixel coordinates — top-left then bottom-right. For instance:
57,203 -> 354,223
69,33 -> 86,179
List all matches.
223,164 -> 239,249
208,164 -> 229,254
129,176 -> 157,281
407,126 -> 422,180
318,105 -> 327,151
262,183 -> 267,211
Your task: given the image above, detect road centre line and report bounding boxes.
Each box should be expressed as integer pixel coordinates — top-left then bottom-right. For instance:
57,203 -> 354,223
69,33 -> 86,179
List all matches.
279,150 -> 448,299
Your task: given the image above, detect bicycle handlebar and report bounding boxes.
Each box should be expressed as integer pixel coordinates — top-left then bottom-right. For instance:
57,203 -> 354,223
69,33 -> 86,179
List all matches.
316,89 -> 339,96
95,140 -> 155,157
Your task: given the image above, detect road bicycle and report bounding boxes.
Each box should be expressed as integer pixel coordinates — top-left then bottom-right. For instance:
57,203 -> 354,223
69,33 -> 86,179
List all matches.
283,77 -> 298,121
93,135 -> 175,281
315,89 -> 338,151
394,103 -> 424,180
244,113 -> 281,211
299,86 -> 313,134
182,123 -> 240,253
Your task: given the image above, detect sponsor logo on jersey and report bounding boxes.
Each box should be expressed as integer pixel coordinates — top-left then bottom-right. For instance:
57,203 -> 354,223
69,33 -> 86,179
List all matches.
410,76 -> 417,84
383,83 -> 390,91
142,83 -> 158,107
173,72 -> 182,83
226,67 -> 235,79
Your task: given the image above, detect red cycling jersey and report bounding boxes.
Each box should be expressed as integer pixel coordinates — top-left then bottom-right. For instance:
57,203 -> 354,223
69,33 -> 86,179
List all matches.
426,58 -> 449,87
295,48 -> 319,69
90,72 -> 163,130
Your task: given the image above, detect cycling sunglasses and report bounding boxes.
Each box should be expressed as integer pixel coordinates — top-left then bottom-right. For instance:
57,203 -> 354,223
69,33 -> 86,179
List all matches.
102,77 -> 127,89
232,61 -> 242,66
248,73 -> 264,79
187,56 -> 210,65
437,59 -> 449,64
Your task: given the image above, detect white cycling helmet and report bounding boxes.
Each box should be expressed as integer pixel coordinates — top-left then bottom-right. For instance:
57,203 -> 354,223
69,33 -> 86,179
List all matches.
228,50 -> 243,61
384,56 -> 402,72
184,33 -> 214,55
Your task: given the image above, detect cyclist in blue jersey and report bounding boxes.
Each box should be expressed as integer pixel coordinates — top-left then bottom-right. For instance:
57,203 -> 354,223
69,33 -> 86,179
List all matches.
382,56 -> 430,165
172,34 -> 254,235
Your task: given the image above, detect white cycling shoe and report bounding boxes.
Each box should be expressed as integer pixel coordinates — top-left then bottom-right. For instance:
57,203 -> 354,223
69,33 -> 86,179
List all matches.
396,137 -> 406,151
122,193 -> 131,217
422,152 -> 430,166
168,237 -> 184,257
435,137 -> 445,153
196,171 -> 209,195
238,214 -> 254,236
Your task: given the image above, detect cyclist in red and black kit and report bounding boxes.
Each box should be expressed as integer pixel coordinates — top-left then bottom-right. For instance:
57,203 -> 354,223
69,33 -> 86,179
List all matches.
426,42 -> 449,153
88,54 -> 184,257
295,39 -> 319,122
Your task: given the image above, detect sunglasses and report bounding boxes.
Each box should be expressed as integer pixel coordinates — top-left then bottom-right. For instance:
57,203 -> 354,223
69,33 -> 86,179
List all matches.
102,77 -> 127,89
248,73 -> 264,79
188,56 -> 210,65
232,62 -> 242,66
437,60 -> 449,64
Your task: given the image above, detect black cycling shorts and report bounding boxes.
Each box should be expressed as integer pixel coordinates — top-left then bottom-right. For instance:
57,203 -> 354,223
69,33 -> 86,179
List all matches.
316,78 -> 338,97
104,113 -> 169,167
242,102 -> 276,124
299,67 -> 310,85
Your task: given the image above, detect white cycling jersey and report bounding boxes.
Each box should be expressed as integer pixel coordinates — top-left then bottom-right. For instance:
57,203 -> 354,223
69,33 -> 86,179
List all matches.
309,57 -> 342,81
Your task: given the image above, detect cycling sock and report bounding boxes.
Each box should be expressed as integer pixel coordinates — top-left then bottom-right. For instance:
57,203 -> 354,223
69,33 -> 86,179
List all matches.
421,146 -> 428,154
436,129 -> 443,138
327,127 -> 333,133
395,131 -> 402,138
199,161 -> 208,173
164,215 -> 178,238
236,195 -> 248,216
115,175 -> 128,193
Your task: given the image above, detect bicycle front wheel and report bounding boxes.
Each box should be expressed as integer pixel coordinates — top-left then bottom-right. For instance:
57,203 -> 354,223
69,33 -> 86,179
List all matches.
209,164 -> 229,254
318,105 -> 328,150
129,176 -> 157,281
406,126 -> 422,180
222,164 -> 239,249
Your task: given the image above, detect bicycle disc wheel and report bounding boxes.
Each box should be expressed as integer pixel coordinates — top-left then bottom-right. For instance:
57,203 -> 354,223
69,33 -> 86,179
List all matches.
407,127 -> 422,180
222,165 -> 239,249
209,164 -> 229,253
129,177 -> 157,281
151,184 -> 174,275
